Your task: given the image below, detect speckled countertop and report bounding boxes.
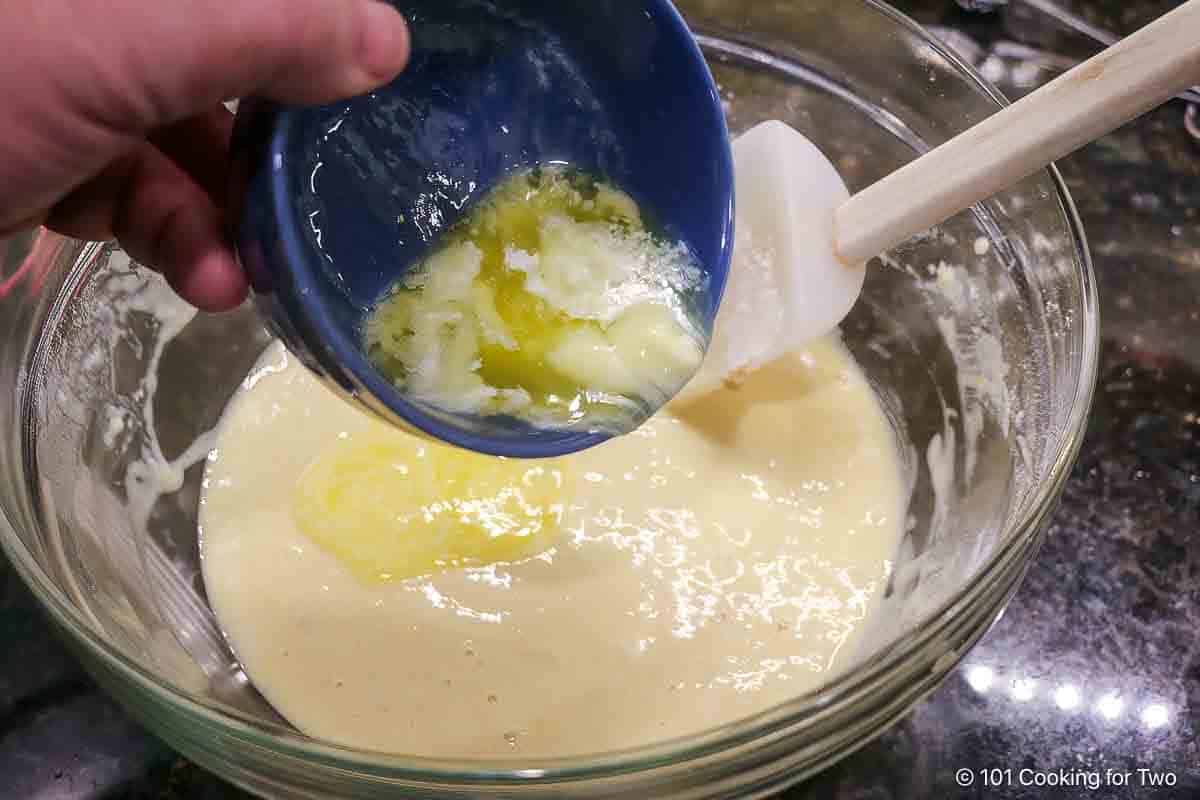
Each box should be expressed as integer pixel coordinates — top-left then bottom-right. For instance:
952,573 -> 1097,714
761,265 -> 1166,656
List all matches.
2,1 -> 1199,798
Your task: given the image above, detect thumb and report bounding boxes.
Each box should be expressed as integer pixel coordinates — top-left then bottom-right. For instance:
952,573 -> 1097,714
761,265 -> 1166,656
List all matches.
0,0 -> 410,306
0,0 -> 409,230
34,0 -> 410,133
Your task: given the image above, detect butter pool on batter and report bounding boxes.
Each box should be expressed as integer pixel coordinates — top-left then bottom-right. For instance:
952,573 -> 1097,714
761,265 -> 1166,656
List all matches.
200,338 -> 904,758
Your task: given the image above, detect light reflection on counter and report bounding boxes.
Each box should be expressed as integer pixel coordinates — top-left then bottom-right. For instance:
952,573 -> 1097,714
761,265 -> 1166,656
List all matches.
961,663 -> 1173,731
1053,684 -> 1081,710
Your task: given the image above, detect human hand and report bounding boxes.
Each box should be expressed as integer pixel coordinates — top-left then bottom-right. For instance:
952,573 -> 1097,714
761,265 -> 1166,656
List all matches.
0,0 -> 410,311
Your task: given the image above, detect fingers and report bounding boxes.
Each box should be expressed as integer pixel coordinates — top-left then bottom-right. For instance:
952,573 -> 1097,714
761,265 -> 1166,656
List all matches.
49,107 -> 236,241
44,0 -> 410,134
5,0 -> 413,309
149,107 -> 236,199
48,107 -> 246,312
47,145 -> 249,312
146,206 -> 249,313
43,156 -> 138,243
114,147 -> 249,311
0,0 -> 410,245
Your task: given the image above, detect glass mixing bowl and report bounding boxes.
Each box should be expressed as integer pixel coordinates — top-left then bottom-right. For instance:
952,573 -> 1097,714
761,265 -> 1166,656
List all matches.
0,0 -> 1097,796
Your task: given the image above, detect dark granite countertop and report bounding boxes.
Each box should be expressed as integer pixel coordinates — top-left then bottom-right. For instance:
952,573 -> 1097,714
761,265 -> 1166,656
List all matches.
2,1 -> 1198,797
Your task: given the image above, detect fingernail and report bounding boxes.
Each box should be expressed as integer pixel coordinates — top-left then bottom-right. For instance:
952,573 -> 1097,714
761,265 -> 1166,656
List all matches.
361,1 -> 411,81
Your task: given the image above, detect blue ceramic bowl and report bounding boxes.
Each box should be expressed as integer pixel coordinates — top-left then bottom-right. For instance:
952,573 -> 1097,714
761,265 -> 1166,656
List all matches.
229,0 -> 734,458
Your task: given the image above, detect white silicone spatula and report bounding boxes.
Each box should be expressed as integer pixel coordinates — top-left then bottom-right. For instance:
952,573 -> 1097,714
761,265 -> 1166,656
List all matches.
679,0 -> 1200,401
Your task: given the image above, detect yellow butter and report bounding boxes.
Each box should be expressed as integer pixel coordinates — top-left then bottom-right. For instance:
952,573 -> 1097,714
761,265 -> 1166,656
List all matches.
292,430 -> 569,583
363,167 -> 706,433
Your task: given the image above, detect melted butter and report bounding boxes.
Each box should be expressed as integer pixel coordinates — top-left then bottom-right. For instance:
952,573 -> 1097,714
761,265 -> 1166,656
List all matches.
363,167 -> 706,431
293,429 -> 568,583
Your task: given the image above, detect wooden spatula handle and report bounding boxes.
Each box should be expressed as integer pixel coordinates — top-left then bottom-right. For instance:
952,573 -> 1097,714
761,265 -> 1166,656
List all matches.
835,0 -> 1200,265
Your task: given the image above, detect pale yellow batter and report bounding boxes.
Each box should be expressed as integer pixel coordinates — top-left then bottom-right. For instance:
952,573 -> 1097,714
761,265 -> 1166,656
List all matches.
200,337 -> 904,757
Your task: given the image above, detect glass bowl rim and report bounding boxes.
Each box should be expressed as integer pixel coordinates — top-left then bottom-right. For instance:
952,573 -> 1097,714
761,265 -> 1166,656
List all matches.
0,0 -> 1100,786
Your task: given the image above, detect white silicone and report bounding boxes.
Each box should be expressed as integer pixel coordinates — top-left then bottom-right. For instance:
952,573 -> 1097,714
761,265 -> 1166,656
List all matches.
677,120 -> 864,403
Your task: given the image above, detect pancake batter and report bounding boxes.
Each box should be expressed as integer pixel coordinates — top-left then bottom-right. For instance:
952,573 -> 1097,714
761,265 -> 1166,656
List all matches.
200,336 -> 904,757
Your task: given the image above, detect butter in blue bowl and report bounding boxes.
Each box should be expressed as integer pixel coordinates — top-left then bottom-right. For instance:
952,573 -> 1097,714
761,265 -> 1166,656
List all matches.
230,0 -> 734,458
